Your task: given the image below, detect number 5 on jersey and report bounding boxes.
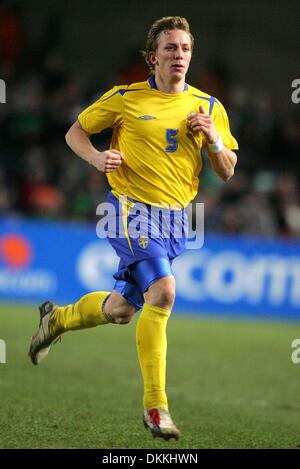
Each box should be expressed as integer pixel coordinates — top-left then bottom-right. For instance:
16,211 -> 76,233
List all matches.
165,129 -> 179,153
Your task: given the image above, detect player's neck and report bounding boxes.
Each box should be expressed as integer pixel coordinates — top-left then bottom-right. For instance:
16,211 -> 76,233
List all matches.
154,74 -> 185,94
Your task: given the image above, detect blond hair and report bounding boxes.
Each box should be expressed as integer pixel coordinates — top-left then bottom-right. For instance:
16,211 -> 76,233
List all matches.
141,16 -> 194,72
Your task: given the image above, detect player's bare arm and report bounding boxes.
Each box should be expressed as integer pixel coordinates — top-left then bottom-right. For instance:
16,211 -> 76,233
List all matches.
65,120 -> 124,173
188,105 -> 237,181
206,146 -> 237,182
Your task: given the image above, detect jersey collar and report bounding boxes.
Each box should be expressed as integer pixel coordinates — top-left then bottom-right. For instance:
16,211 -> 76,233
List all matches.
147,75 -> 188,92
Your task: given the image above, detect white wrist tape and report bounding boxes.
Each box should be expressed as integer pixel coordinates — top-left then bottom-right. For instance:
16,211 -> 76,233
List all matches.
208,134 -> 223,153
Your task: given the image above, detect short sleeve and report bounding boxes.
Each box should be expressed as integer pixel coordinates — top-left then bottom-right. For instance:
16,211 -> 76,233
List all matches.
78,86 -> 124,134
212,100 -> 238,150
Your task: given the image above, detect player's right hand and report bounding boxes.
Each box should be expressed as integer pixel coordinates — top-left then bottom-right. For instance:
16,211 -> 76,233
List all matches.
94,149 -> 125,173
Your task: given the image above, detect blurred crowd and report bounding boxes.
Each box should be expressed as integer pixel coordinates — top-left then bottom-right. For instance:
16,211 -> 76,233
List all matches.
0,5 -> 300,239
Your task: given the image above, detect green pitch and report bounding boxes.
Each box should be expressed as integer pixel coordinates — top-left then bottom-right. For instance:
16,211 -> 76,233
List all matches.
0,303 -> 299,449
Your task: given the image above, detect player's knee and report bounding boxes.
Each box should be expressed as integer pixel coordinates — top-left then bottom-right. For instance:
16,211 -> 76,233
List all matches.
156,285 -> 175,308
111,314 -> 133,325
146,279 -> 176,309
113,316 -> 131,325
110,306 -> 136,325
104,292 -> 137,324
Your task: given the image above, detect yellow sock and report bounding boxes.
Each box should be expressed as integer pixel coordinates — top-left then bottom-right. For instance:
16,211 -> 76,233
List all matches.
136,303 -> 171,410
49,291 -> 110,336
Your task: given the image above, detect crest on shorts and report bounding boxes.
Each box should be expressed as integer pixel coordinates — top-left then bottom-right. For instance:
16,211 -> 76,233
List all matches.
138,235 -> 148,249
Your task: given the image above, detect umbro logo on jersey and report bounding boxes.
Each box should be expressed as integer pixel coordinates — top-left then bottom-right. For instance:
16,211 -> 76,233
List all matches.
137,115 -> 157,120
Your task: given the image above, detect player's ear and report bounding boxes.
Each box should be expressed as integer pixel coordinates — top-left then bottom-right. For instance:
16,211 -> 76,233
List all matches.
149,52 -> 158,66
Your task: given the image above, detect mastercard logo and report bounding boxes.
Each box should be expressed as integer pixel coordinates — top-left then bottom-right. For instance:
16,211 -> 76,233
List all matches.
0,234 -> 33,269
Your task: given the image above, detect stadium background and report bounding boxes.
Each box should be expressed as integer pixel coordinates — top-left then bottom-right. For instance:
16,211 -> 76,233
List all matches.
0,0 -> 300,449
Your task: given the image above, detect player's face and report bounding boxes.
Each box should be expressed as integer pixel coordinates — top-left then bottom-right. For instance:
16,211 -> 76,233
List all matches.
150,29 -> 192,83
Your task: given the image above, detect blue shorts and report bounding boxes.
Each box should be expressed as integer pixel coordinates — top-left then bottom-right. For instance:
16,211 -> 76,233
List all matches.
106,192 -> 188,310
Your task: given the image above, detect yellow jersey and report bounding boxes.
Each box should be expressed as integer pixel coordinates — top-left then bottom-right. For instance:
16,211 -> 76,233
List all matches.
78,76 -> 238,208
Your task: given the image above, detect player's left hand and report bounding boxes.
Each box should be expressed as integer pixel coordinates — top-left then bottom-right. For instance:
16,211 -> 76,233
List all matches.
187,105 -> 218,144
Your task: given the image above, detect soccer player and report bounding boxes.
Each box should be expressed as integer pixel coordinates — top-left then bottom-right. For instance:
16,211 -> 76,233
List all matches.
28,16 -> 238,440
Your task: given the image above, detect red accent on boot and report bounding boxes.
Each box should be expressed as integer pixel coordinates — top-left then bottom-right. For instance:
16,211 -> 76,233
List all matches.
149,409 -> 160,425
